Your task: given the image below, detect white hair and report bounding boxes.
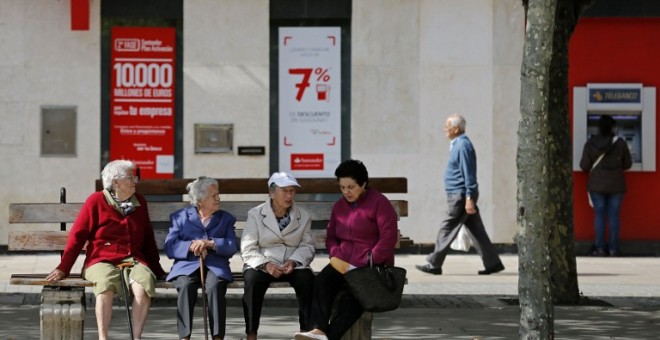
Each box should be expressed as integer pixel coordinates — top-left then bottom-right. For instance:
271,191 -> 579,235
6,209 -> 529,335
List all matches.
447,114 -> 466,133
101,160 -> 136,190
186,177 -> 219,206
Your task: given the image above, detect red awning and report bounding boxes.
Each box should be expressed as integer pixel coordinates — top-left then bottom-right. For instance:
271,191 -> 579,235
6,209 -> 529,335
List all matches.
71,0 -> 89,31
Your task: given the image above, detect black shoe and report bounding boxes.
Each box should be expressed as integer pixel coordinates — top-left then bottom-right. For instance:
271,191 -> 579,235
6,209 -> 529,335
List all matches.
415,264 -> 442,275
591,249 -> 607,257
609,250 -> 621,257
478,262 -> 505,275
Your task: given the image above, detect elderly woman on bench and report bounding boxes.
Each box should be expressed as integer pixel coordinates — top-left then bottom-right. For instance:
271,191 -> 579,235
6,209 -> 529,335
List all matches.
164,176 -> 239,340
241,172 -> 316,340
45,160 -> 166,340
295,160 -> 399,340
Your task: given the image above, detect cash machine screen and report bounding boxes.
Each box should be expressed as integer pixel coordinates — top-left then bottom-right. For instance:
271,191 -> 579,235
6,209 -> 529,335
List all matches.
587,114 -> 641,163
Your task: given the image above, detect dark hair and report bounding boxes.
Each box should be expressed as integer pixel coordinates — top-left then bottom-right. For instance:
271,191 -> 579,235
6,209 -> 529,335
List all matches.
334,159 -> 369,187
598,115 -> 616,136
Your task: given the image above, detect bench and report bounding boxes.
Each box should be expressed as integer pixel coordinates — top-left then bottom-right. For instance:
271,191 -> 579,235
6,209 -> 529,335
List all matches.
8,177 -> 408,340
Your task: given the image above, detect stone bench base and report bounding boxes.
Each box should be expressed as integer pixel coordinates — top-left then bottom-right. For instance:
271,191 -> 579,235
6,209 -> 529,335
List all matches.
41,287 -> 86,340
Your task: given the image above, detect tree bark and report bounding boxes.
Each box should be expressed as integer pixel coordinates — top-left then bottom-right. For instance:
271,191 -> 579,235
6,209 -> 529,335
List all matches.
546,0 -> 599,305
546,0 -> 580,306
517,0 -> 557,339
521,0 -> 598,308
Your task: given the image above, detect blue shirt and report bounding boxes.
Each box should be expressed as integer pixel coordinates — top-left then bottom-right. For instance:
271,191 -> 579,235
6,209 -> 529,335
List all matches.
444,134 -> 479,197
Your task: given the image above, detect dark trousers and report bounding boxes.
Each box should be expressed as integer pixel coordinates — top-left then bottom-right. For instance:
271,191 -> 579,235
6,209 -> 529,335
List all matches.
172,269 -> 228,339
308,264 -> 364,340
426,193 -> 502,269
242,267 -> 315,334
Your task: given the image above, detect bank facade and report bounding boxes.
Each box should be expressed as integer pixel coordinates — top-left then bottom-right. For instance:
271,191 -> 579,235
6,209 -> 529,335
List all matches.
3,1 -> 657,250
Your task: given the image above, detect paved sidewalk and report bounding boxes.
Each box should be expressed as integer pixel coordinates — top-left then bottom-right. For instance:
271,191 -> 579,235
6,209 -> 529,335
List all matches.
1,253 -> 659,339
3,253 -> 660,299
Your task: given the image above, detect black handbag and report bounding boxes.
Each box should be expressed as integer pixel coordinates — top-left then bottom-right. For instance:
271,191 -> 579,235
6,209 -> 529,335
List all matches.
343,253 -> 407,312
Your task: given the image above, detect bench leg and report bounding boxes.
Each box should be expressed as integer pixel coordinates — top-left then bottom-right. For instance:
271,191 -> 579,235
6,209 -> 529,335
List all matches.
340,311 -> 373,340
40,287 -> 86,340
331,290 -> 373,340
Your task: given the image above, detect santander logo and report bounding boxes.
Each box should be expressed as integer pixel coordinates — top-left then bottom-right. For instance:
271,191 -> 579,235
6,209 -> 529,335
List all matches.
291,153 -> 324,170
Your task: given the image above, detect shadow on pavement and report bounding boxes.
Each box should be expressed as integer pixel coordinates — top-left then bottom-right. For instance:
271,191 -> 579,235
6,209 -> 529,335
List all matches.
1,304 -> 660,339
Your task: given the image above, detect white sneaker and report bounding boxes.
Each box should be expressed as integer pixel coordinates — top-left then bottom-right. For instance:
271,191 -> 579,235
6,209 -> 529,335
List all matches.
293,331 -> 329,340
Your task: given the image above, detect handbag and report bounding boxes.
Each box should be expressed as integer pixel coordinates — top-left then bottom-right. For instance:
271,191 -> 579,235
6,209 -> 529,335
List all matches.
343,252 -> 407,312
588,136 -> 619,207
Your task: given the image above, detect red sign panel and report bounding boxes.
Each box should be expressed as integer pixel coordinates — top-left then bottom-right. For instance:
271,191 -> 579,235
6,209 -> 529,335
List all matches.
291,153 -> 324,170
110,27 -> 176,179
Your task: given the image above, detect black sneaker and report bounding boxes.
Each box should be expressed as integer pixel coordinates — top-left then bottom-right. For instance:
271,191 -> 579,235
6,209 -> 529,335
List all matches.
415,264 -> 442,275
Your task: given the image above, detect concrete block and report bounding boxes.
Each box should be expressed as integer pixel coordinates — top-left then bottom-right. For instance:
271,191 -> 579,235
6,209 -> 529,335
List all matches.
40,287 -> 85,340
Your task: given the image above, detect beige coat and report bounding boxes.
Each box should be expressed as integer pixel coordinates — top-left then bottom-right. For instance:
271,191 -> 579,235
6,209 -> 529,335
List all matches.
240,199 -> 315,270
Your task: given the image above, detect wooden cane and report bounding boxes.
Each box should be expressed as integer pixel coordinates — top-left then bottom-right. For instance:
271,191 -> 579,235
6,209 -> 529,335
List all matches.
200,256 -> 209,340
116,262 -> 134,340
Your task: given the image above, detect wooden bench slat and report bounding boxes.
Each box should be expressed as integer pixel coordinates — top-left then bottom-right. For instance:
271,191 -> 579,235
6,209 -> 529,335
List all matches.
9,203 -> 84,224
95,177 -> 408,194
9,229 -> 405,252
10,274 -> 93,287
8,273 -> 292,289
8,231 -> 71,251
9,200 -> 407,224
10,272 -> 404,289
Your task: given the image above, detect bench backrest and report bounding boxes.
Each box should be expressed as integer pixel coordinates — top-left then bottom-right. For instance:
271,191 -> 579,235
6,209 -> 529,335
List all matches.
9,177 -> 407,252
93,177 -> 408,195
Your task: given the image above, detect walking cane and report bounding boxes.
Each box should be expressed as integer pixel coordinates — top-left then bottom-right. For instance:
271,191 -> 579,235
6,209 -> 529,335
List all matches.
117,262 -> 135,340
200,256 -> 209,340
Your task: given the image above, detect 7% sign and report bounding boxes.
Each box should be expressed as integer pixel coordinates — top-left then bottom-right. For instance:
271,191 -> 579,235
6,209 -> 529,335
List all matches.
288,67 -> 331,102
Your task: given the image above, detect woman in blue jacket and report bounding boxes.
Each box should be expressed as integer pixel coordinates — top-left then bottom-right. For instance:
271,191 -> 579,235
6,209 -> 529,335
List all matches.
165,177 -> 239,340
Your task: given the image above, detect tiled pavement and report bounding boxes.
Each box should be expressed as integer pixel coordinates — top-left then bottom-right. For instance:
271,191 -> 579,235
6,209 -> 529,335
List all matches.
1,253 -> 659,339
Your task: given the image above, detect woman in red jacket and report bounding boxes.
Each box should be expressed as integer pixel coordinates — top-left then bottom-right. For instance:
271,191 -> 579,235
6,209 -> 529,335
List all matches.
46,160 -> 166,340
295,160 -> 398,340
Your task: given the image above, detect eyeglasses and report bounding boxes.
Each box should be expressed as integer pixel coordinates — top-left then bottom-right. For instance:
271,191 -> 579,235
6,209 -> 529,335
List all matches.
116,175 -> 139,183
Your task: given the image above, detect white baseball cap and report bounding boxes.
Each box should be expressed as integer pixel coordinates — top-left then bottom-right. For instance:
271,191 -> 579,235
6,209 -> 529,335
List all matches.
268,172 -> 301,188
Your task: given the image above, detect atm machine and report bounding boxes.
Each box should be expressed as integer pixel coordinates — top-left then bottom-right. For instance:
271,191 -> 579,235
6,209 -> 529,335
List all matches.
573,83 -> 656,171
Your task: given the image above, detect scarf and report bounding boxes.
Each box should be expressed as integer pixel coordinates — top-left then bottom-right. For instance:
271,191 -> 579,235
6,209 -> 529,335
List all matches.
277,212 -> 291,231
103,189 -> 138,215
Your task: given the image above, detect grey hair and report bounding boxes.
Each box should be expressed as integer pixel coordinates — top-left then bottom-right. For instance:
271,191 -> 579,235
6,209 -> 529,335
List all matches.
447,114 -> 466,133
186,177 -> 219,206
268,183 -> 278,193
101,160 -> 136,190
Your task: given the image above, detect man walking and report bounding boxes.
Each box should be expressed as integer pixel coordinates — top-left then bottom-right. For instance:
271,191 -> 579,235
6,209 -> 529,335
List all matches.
416,114 -> 504,275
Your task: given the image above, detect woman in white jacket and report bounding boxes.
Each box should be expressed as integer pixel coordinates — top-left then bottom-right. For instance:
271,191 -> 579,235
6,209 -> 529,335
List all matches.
240,172 -> 316,340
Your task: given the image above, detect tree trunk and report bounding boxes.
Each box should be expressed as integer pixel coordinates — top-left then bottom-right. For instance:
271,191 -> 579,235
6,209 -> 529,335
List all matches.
547,0 -> 580,305
517,0 -> 557,339
545,0 -> 598,305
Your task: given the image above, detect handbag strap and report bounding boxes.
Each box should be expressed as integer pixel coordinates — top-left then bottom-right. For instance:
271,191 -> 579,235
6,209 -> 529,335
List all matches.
591,136 -> 619,170
367,251 -> 374,268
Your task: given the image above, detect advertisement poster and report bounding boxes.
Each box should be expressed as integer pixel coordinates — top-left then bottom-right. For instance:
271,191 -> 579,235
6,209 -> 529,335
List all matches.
110,27 -> 175,179
279,27 -> 341,177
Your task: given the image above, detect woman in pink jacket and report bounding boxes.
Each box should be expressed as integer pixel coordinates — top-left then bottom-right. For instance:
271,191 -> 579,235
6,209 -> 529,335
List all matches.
295,160 -> 398,340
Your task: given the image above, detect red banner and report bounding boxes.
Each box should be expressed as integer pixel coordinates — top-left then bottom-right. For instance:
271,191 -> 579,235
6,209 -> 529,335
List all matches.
110,27 -> 176,179
291,153 -> 324,170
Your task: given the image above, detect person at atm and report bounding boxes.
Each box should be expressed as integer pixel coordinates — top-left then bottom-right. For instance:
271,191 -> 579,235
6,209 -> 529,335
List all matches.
580,115 -> 632,257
